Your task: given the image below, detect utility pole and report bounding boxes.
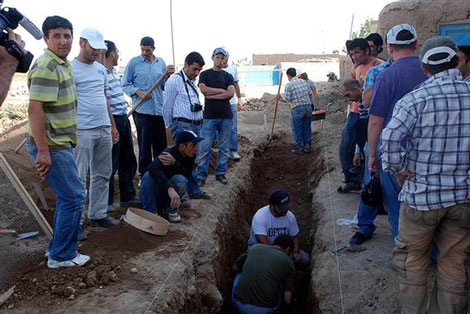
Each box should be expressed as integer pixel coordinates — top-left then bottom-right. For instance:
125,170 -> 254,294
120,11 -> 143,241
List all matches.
349,13 -> 355,39
170,0 -> 176,67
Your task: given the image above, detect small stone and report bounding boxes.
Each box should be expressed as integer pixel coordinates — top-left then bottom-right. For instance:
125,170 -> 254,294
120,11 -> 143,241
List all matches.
101,272 -> 110,285
63,286 -> 76,298
53,286 -> 65,296
109,271 -> 119,282
8,304 -> 14,309
73,277 -> 83,286
86,271 -> 97,287
68,294 -> 75,300
31,278 -> 38,283
77,282 -> 87,289
130,268 -> 138,274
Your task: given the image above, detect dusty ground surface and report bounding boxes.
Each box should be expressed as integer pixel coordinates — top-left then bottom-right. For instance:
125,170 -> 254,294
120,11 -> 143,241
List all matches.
0,81 -> 406,313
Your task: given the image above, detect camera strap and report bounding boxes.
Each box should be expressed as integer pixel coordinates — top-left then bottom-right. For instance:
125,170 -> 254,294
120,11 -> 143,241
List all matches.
178,71 -> 199,106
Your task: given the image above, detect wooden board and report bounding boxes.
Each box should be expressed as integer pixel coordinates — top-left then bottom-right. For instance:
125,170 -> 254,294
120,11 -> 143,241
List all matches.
0,153 -> 52,238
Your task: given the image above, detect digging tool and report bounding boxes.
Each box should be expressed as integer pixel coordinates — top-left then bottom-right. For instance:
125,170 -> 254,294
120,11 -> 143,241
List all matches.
265,72 -> 283,149
14,138 -> 27,153
0,229 -> 39,240
332,243 -> 366,255
127,74 -> 166,117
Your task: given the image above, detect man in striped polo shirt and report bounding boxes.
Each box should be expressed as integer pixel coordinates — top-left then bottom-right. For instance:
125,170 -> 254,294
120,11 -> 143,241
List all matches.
26,16 -> 89,268
102,40 -> 139,210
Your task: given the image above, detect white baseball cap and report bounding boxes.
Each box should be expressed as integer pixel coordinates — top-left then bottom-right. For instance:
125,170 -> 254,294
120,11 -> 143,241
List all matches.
80,27 -> 107,50
386,24 -> 417,45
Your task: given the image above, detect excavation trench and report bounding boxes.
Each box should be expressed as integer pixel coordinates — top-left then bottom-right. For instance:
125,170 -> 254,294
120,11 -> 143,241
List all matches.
184,131 -> 325,313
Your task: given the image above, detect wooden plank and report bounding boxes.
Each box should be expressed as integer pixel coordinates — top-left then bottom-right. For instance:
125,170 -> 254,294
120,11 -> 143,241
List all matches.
0,285 -> 15,306
0,153 -> 52,238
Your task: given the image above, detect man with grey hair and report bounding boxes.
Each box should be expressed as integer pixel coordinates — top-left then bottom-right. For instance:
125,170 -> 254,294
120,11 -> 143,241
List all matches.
382,36 -> 470,314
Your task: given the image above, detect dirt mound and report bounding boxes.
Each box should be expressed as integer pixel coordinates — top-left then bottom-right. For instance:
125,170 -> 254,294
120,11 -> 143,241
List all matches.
82,222 -> 186,254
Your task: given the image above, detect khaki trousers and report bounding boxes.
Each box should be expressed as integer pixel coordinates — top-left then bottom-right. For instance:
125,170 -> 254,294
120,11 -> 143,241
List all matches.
393,202 -> 470,314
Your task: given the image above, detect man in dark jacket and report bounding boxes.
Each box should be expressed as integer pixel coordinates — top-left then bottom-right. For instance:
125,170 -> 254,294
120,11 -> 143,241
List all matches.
139,130 -> 210,222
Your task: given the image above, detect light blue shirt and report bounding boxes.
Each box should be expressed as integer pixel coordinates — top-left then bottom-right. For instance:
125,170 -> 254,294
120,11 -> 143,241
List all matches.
223,65 -> 239,105
162,70 -> 203,127
71,59 -> 110,129
122,55 -> 167,116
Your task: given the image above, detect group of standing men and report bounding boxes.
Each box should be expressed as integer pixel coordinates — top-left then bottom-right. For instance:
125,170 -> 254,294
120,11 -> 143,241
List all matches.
339,23 -> 470,314
25,15 -> 243,268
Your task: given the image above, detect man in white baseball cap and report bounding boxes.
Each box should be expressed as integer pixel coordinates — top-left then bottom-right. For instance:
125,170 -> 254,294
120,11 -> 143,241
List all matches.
71,27 -> 119,239
382,35 -> 470,313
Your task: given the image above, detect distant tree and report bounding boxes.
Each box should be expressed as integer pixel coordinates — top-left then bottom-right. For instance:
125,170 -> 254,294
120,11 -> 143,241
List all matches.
351,18 -> 372,39
332,49 -> 339,54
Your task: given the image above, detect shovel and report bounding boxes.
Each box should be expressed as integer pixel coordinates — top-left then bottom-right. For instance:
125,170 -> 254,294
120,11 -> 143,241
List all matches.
0,229 -> 39,240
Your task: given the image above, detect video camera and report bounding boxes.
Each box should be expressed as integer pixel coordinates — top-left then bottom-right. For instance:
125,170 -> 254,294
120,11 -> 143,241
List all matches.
0,0 -> 43,72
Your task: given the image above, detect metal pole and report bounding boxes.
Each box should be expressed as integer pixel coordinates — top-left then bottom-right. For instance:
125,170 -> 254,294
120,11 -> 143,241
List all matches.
349,13 -> 355,39
170,0 -> 176,67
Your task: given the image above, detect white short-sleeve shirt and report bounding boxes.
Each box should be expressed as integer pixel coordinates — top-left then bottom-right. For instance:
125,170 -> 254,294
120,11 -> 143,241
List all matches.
247,205 -> 299,246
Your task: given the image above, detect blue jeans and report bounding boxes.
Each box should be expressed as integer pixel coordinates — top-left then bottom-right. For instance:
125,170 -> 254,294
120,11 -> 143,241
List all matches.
196,118 -> 232,180
170,119 -> 202,143
26,144 -> 86,261
291,105 -> 312,148
378,156 -> 401,241
232,273 -> 280,314
230,102 -> 239,153
339,112 -> 360,183
140,173 -> 200,214
357,143 -> 379,237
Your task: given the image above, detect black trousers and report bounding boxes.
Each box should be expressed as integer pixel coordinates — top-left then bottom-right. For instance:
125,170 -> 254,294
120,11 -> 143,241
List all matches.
135,112 -> 167,176
355,116 -> 369,155
108,114 -> 137,204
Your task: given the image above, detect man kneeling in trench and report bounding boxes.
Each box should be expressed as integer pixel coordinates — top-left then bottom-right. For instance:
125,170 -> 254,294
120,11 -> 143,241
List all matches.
232,234 -> 295,313
139,130 -> 210,223
248,189 -> 310,267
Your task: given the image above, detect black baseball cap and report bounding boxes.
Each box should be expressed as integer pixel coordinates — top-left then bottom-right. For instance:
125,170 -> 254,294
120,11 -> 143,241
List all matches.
269,189 -> 291,212
140,36 -> 155,47
175,130 -> 204,145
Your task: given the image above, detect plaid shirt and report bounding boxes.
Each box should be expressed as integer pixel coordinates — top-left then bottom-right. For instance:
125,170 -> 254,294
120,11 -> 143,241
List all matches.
363,59 -> 391,89
381,69 -> 470,211
284,77 -> 312,108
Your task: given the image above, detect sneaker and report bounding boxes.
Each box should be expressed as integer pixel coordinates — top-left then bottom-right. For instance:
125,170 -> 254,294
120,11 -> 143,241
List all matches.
120,198 -> 141,208
349,231 -> 371,245
230,151 -> 241,161
168,210 -> 181,223
78,224 -> 88,241
303,145 -> 312,154
215,174 -> 228,185
191,192 -> 211,200
47,253 -> 90,269
89,217 -> 117,228
180,200 -> 191,209
197,179 -> 205,187
337,182 -> 362,194
291,147 -> 305,155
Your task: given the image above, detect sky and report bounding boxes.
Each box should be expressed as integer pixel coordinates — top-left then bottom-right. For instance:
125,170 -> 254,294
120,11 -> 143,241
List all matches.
6,0 -> 395,67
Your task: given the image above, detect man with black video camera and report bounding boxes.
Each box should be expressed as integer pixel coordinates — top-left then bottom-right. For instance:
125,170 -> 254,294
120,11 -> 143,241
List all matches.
0,27 -> 24,105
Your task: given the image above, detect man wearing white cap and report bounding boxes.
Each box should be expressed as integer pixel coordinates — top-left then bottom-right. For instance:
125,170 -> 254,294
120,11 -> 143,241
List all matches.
71,27 -> 119,239
367,24 -> 427,241
382,36 -> 470,314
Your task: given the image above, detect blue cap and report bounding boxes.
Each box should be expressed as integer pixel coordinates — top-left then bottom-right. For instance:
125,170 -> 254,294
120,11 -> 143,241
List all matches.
212,47 -> 228,57
175,130 -> 204,145
269,189 -> 291,212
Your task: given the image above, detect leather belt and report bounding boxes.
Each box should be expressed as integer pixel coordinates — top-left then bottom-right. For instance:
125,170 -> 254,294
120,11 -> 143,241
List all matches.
173,117 -> 202,126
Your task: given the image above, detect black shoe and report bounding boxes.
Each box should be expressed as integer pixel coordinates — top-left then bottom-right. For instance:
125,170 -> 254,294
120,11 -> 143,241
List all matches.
120,198 -> 141,208
90,217 -> 117,228
337,182 -> 362,194
303,145 -> 312,154
78,224 -> 88,241
291,147 -> 305,155
349,231 -> 371,245
215,174 -> 228,185
197,179 -> 205,187
191,192 -> 211,200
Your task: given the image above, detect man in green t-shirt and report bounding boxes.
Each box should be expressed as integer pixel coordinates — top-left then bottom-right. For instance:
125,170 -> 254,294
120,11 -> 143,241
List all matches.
26,15 -> 89,269
232,234 -> 295,313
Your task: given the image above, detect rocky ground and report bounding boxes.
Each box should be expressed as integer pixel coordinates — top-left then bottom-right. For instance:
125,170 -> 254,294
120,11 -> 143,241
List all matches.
0,80 -> 406,313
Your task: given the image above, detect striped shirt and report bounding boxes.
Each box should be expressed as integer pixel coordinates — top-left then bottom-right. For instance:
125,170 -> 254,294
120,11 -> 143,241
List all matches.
27,49 -> 77,150
381,69 -> 470,211
162,70 -> 203,127
465,75 -> 470,83
284,77 -> 312,108
105,68 -> 128,116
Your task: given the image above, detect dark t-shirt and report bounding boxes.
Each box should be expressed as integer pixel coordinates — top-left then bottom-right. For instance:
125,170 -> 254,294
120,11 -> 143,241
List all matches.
198,68 -> 234,119
234,244 -> 294,308
369,56 -> 428,127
